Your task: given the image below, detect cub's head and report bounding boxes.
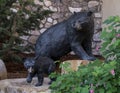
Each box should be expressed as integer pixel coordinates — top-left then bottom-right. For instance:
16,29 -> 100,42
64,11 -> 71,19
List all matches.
71,11 -> 93,31
23,57 -> 35,73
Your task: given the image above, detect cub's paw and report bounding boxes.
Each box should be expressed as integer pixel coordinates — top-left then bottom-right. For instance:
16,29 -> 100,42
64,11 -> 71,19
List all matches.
35,83 -> 42,86
27,78 -> 32,83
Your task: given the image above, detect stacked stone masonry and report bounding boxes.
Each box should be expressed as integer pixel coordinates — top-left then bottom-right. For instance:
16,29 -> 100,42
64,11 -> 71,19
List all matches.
26,0 -> 102,55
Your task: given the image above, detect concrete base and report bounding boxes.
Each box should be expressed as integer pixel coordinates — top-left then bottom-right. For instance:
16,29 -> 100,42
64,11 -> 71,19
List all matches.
0,78 -> 51,93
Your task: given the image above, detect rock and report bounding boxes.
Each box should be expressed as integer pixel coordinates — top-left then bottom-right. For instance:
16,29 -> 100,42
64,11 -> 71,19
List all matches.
43,6 -> 49,10
20,36 -> 29,41
47,18 -> 53,23
28,35 -> 39,44
44,0 -> 52,7
61,60 -> 89,74
45,22 -> 52,28
94,13 -> 102,18
92,42 -> 96,48
51,13 -> 63,19
41,18 -> 46,24
34,0 -> 42,5
60,6 -> 68,13
30,31 -> 40,35
93,32 -> 101,42
68,7 -> 82,13
0,59 -> 7,80
49,6 -> 57,12
53,20 -> 58,25
40,28 -> 47,33
40,24 -> 44,28
0,78 -> 51,93
88,1 -> 99,8
71,1 -> 83,7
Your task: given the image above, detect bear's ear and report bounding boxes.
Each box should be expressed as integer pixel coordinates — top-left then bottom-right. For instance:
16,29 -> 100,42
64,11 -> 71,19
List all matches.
22,58 -> 26,63
71,21 -> 76,28
74,11 -> 77,14
87,11 -> 93,16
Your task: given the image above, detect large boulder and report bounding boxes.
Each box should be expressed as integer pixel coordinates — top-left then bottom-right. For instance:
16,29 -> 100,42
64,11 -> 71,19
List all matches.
0,59 -> 7,80
61,60 -> 89,74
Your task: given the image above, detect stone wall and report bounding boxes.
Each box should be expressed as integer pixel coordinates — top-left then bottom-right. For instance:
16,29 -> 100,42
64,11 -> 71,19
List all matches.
24,0 -> 103,55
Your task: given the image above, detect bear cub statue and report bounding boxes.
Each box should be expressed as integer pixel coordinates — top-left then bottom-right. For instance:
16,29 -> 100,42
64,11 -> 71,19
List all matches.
24,56 -> 56,86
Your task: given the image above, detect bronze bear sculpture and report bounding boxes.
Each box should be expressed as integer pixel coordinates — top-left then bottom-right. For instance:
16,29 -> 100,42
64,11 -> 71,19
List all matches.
35,11 -> 96,61
24,11 -> 96,87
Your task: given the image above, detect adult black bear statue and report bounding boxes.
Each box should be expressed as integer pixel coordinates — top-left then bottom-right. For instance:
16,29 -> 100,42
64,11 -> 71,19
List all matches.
35,11 -> 96,61
24,56 -> 56,86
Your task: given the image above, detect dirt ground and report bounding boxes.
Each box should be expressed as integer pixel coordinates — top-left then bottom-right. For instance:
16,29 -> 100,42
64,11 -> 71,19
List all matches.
5,54 -> 104,79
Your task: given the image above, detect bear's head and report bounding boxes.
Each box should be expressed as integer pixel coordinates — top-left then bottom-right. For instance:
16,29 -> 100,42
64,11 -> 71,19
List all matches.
71,11 -> 93,31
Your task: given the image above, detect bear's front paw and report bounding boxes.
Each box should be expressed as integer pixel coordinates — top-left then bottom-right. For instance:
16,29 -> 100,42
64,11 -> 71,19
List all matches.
35,83 -> 42,86
87,56 -> 96,61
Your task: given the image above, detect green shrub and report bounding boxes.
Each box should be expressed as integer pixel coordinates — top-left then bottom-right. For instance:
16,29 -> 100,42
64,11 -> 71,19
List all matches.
0,0 -> 52,62
50,16 -> 120,93
101,16 -> 120,62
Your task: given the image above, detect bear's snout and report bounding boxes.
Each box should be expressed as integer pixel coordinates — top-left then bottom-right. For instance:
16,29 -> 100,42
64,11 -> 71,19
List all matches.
28,67 -> 34,73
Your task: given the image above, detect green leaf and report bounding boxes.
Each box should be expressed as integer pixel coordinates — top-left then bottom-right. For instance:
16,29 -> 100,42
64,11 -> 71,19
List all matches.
106,90 -> 112,93
105,82 -> 112,89
100,28 -> 108,39
113,40 -> 120,49
98,88 -> 105,93
80,87 -> 89,93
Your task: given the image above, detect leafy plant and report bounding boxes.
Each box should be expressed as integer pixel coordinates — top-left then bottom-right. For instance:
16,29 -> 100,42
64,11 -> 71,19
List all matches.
50,60 -> 119,93
100,16 -> 120,62
0,0 -> 52,62
50,16 -> 120,93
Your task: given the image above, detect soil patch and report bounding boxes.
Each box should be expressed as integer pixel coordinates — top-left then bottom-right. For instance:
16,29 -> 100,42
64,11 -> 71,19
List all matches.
4,54 -> 104,79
